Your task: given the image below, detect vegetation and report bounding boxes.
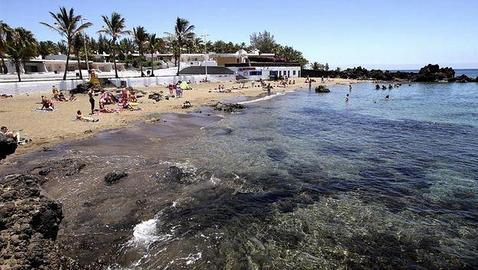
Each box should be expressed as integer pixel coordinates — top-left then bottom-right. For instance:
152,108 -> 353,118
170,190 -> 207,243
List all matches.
72,34 -> 84,79
98,12 -> 130,78
166,17 -> 195,76
41,7 -> 92,80
133,26 -> 148,76
4,27 -> 38,81
2,11 -> 312,79
0,21 -> 11,74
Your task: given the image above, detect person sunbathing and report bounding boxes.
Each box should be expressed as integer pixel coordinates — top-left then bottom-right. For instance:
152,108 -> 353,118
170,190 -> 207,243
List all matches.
41,96 -> 54,110
1,126 -> 18,141
76,110 -> 99,122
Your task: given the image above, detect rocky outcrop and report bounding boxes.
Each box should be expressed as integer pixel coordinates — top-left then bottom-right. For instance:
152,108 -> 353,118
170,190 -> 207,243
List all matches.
0,174 -> 63,269
315,85 -> 330,93
104,171 -> 128,185
0,133 -> 17,160
448,74 -> 476,83
212,102 -> 245,113
415,64 -> 455,82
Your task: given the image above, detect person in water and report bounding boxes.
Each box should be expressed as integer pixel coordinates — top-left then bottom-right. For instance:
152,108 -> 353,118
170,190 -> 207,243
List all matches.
345,94 -> 350,102
266,83 -> 273,95
349,84 -> 352,92
385,95 -> 390,100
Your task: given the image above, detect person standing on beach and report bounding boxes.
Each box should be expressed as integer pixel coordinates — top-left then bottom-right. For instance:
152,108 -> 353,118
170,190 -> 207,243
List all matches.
88,89 -> 95,115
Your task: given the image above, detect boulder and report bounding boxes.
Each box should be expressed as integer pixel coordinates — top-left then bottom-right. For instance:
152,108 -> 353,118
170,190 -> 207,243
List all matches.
415,64 -> 455,82
315,85 -> 330,93
212,102 -> 245,113
0,133 -> 17,160
104,171 -> 128,185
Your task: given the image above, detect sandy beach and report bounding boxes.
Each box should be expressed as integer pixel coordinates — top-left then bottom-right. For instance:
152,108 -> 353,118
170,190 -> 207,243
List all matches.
0,77 -> 356,155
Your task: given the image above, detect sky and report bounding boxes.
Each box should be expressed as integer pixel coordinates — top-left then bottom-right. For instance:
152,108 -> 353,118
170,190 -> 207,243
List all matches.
1,0 -> 477,69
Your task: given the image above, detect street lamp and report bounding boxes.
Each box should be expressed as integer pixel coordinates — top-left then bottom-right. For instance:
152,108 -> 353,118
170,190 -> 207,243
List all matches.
201,34 -> 209,82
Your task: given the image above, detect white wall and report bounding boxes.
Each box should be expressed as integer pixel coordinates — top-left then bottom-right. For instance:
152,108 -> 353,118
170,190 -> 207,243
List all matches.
109,74 -> 235,88
228,66 -> 301,80
0,79 -> 87,95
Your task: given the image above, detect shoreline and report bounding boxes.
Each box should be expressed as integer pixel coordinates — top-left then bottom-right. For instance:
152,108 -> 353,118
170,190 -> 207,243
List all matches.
0,77 -> 358,160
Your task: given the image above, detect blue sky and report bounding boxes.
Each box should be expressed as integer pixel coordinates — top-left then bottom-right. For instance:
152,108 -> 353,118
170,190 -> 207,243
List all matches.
1,0 -> 477,69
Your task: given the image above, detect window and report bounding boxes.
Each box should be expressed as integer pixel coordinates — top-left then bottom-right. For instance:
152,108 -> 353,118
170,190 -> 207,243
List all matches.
249,71 -> 262,76
293,70 -> 296,76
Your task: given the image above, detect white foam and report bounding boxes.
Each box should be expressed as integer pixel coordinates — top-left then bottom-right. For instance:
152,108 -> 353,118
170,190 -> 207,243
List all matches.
131,219 -> 159,246
238,92 -> 286,105
183,252 -> 202,265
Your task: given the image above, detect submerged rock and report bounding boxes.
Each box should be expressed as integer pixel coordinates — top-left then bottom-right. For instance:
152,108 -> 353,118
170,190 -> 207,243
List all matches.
104,171 -> 128,185
0,174 -> 63,269
315,85 -> 330,93
0,133 -> 17,160
212,102 -> 245,113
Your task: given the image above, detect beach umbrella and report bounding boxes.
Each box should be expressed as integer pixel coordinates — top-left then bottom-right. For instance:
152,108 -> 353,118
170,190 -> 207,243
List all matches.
180,81 -> 190,90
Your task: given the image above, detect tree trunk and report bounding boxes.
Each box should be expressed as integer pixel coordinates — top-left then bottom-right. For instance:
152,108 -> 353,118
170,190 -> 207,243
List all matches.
176,51 -> 181,76
113,51 -> 118,78
15,62 -> 21,82
1,57 -> 7,74
112,39 -> 119,78
150,52 -> 155,76
140,52 -> 144,77
76,50 -> 83,80
63,44 -> 71,80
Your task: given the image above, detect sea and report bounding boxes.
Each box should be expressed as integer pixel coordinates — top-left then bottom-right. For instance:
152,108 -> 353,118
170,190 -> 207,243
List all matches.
109,82 -> 478,269
3,81 -> 477,269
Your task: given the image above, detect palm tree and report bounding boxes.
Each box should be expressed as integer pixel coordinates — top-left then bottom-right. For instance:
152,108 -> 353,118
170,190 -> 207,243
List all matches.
0,21 -> 11,74
41,7 -> 92,80
147,34 -> 164,76
98,12 -> 130,78
72,34 -> 84,79
4,27 -> 38,82
166,17 -> 195,75
133,26 -> 148,77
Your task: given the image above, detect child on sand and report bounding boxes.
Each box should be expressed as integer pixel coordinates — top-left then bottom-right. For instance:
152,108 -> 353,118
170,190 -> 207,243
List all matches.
76,110 -> 99,122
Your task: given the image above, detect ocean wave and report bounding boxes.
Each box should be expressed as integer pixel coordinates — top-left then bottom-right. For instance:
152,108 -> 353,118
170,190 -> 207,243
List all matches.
238,92 -> 286,105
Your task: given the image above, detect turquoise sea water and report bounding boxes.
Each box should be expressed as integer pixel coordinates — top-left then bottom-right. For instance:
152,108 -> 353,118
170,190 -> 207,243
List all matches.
110,82 -> 478,269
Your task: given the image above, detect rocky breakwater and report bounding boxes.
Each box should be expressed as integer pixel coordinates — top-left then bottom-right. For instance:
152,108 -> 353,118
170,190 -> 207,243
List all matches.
0,174 -> 63,269
212,102 -> 245,113
0,134 -> 17,160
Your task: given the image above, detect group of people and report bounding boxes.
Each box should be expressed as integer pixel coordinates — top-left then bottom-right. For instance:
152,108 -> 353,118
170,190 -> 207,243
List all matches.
87,87 -> 140,115
1,126 -> 30,144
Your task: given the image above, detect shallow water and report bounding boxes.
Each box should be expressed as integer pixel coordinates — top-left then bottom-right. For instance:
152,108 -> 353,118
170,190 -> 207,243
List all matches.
4,82 -> 478,269
106,82 -> 478,269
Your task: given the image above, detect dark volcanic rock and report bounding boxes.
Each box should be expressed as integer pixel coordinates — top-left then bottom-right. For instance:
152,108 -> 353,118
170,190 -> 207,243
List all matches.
0,174 -> 63,269
0,133 -> 17,160
212,102 -> 245,113
448,74 -> 476,83
416,64 -> 455,82
315,85 -> 330,93
104,171 -> 128,185
30,158 -> 86,177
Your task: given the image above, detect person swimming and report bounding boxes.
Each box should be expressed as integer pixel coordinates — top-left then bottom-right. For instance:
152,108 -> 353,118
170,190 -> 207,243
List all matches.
385,95 -> 390,100
345,93 -> 350,102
